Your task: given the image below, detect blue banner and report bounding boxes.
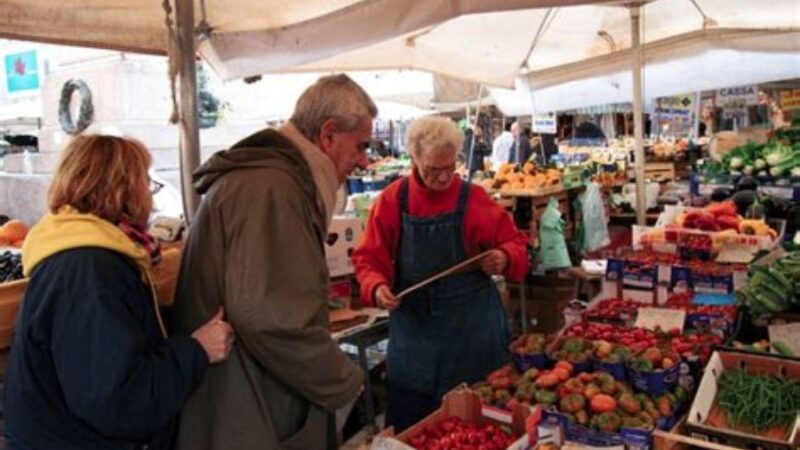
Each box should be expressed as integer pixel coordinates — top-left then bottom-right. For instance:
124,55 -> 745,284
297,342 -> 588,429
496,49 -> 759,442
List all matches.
5,50 -> 40,93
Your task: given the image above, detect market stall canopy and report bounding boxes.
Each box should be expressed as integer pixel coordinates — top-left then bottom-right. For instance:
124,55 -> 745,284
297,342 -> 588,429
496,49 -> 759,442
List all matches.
5,1 -> 794,101
226,0 -> 799,89
217,70 -> 439,121
0,0 -> 611,75
492,29 -> 800,114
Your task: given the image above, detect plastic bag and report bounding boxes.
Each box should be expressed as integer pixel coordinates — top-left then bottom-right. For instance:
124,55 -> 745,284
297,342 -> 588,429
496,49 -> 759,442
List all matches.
581,182 -> 610,252
539,197 -> 571,270
622,182 -> 660,212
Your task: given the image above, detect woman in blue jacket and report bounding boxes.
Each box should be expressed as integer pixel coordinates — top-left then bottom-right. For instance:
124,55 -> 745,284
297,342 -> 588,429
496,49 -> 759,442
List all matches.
4,134 -> 235,450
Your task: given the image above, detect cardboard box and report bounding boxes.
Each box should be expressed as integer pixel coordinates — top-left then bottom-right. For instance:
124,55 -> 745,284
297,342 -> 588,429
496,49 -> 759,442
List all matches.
390,387 -> 534,449
685,349 -> 800,450
325,216 -> 364,277
151,247 -> 182,306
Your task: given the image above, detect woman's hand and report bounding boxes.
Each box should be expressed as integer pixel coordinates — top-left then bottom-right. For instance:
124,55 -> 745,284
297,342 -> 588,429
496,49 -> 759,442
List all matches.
375,284 -> 400,311
191,306 -> 235,364
480,249 -> 508,276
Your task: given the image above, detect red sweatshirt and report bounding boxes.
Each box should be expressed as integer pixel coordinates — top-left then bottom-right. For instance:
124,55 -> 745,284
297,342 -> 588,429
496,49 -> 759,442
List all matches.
353,173 -> 530,306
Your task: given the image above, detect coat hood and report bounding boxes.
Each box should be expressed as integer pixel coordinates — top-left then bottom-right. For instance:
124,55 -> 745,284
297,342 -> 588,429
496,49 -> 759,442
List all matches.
193,129 -> 309,195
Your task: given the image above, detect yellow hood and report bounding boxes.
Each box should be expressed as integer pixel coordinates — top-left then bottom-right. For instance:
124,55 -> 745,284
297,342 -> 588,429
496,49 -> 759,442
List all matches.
22,205 -> 166,337
23,205 -> 153,279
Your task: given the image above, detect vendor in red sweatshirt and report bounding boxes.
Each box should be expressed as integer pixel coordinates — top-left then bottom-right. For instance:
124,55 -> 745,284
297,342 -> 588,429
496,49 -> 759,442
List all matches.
353,116 -> 529,431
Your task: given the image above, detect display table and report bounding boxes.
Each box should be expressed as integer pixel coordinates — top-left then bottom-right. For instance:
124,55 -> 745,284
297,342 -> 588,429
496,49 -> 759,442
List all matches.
332,309 -> 390,435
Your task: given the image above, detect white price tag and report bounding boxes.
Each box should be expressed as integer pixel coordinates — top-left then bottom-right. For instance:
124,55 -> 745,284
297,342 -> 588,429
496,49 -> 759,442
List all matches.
370,436 -> 416,450
635,307 -> 686,332
768,323 -> 800,356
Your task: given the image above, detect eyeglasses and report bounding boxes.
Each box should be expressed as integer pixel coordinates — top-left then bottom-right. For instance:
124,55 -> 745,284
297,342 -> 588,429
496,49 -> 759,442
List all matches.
420,164 -> 456,177
149,179 -> 164,195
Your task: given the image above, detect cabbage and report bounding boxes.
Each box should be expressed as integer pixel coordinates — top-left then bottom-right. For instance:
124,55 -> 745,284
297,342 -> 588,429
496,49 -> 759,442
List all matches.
792,166 -> 800,177
766,152 -> 783,166
729,157 -> 744,170
770,166 -> 786,177
754,159 -> 767,170
742,166 -> 754,175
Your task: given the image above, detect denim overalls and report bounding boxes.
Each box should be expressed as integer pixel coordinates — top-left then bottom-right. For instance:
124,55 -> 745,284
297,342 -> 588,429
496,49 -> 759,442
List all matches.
386,178 -> 510,431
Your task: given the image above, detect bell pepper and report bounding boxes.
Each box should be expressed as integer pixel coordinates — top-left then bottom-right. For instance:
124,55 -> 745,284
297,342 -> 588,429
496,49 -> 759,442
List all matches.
706,201 -> 738,218
715,214 -> 741,231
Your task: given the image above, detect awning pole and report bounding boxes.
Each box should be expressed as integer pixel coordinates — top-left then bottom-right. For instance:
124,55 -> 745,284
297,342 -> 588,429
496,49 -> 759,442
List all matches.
631,4 -> 646,226
176,0 -> 201,221
467,84 -> 484,182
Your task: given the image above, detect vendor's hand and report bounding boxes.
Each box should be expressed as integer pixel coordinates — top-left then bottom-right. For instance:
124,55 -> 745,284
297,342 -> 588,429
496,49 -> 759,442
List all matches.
375,285 -> 400,311
480,249 -> 508,276
192,306 -> 235,364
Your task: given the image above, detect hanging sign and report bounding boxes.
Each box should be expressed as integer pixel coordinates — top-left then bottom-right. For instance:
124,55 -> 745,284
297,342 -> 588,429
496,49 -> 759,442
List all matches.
717,85 -> 758,108
716,85 -> 758,126
532,112 -> 556,134
779,89 -> 800,111
652,94 -> 695,135
4,50 -> 40,94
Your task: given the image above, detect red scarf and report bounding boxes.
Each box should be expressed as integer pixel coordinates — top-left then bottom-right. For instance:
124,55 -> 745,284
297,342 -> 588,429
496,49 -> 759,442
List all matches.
116,218 -> 162,266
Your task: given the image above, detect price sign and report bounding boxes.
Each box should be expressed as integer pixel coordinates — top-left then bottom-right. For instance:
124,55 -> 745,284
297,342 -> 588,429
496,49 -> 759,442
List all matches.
768,323 -> 800,357
635,307 -> 686,332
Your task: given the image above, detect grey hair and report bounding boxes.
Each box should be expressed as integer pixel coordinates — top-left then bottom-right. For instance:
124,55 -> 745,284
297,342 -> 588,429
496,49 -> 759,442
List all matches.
406,116 -> 464,158
290,74 -> 378,142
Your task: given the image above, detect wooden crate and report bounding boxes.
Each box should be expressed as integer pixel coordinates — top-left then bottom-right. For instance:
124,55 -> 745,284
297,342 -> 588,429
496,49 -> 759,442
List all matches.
644,162 -> 676,181
653,416 -> 745,450
532,191 -> 569,222
497,181 -> 564,198
0,279 -> 27,349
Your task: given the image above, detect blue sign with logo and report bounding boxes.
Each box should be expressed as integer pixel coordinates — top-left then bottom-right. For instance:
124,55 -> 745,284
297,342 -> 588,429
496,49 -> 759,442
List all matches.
5,50 -> 40,93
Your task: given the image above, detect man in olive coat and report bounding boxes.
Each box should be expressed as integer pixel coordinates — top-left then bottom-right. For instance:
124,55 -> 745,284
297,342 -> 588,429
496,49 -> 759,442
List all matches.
173,74 -> 376,450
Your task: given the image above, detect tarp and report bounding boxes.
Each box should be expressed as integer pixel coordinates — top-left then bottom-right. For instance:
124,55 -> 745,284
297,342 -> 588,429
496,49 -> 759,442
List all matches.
4,1 -> 796,102
0,0 -> 611,79
492,29 -> 800,114
244,0 -> 800,88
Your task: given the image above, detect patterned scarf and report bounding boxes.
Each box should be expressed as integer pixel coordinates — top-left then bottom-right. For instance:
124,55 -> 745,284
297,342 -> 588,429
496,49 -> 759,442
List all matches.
116,218 -> 162,266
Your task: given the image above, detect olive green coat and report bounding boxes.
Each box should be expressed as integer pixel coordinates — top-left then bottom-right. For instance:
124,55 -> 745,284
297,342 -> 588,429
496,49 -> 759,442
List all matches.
172,129 -> 363,450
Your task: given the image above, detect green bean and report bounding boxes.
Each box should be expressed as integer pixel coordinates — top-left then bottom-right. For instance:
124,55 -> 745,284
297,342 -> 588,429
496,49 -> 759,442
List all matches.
717,370 -> 800,432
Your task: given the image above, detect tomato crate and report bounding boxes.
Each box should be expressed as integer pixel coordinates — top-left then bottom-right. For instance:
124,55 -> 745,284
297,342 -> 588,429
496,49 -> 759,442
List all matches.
390,386 -> 535,450
540,398 -> 684,450
509,334 -> 551,373
627,348 -> 682,396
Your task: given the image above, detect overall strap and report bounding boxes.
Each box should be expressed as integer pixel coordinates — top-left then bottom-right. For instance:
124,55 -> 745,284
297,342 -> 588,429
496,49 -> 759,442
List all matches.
455,180 -> 471,213
399,177 -> 410,215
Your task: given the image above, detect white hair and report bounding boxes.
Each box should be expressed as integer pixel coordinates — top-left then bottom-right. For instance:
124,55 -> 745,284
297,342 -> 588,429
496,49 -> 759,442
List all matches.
406,116 -> 464,158
290,74 -> 378,141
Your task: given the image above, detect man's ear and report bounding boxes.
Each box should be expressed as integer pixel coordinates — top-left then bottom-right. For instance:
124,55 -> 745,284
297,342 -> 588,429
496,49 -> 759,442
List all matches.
317,119 -> 338,152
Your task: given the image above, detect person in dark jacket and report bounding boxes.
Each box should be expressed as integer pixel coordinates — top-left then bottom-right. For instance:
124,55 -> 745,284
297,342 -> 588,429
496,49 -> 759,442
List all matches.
461,124 -> 489,175
4,134 -> 235,450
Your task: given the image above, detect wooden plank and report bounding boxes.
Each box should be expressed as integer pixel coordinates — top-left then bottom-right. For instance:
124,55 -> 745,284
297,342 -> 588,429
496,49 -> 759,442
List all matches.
644,161 -> 676,181
652,429 -> 746,450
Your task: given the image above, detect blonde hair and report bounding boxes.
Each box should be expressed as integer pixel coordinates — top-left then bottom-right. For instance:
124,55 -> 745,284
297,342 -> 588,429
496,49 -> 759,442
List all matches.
290,74 -> 378,142
406,116 -> 464,158
48,134 -> 153,223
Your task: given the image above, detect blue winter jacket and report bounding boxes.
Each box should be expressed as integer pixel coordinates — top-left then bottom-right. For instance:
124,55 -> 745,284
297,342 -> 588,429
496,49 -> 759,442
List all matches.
4,247 -> 208,450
